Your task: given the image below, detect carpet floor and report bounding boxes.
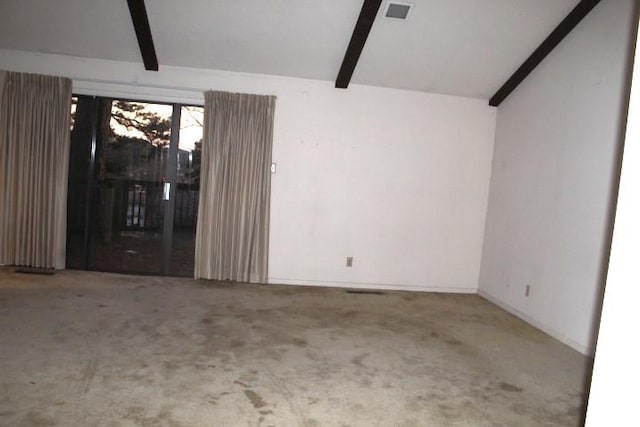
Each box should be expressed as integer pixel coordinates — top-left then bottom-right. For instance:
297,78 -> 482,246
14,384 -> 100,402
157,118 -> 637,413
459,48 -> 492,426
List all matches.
0,269 -> 590,426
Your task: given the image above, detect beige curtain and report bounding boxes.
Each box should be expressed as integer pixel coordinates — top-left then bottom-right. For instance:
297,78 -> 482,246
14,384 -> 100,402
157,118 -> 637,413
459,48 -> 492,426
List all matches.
0,71 -> 72,269
195,91 -> 276,283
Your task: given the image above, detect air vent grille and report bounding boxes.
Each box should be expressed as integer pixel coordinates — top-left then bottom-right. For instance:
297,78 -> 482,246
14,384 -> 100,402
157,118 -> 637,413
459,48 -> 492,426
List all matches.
384,1 -> 413,20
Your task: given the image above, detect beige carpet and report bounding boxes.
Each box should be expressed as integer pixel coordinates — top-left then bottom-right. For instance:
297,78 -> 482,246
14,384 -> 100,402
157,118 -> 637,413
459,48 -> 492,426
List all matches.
0,269 -> 589,426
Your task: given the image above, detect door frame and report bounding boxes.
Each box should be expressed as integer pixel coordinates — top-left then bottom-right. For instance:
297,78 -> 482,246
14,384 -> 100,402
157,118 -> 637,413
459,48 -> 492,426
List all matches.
68,95 -> 199,276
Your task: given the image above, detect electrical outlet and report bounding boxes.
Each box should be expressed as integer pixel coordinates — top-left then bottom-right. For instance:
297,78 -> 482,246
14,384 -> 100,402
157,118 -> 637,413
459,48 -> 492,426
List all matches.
346,257 -> 353,267
525,285 -> 530,297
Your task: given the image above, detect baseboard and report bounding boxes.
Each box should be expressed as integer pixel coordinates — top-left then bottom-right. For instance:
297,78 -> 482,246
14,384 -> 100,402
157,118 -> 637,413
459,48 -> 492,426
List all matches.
268,277 -> 476,294
478,289 -> 593,356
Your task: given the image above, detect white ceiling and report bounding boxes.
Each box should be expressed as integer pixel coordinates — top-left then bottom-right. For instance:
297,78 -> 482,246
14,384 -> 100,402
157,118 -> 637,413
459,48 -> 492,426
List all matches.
0,0 -> 579,99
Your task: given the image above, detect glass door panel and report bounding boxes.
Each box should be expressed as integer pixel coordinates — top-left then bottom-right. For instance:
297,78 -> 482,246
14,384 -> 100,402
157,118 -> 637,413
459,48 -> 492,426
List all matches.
67,96 -> 93,270
169,106 -> 203,276
90,100 -> 173,274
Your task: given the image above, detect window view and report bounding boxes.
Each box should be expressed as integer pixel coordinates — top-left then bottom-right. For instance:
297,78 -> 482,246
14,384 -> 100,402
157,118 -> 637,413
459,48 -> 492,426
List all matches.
171,106 -> 203,275
66,96 -> 203,276
66,95 -> 93,270
94,100 -> 173,274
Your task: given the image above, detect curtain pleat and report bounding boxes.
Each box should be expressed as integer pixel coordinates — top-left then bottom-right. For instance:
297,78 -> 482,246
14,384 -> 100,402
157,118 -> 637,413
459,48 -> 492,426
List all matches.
0,71 -> 72,269
195,91 -> 275,283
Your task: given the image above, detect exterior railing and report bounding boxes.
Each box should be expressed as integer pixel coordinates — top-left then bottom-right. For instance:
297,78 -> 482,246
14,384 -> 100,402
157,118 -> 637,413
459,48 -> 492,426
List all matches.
98,180 -> 199,233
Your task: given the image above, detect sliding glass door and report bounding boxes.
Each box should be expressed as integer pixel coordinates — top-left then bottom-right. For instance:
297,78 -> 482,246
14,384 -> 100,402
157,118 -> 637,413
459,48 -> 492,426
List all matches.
66,96 -> 203,276
169,107 -> 202,276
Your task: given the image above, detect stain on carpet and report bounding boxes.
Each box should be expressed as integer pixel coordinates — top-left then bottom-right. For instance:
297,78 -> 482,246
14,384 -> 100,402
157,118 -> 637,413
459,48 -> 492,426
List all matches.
351,353 -> 369,367
234,380 -> 250,388
292,338 -> 308,347
444,338 -> 463,346
499,382 -> 523,393
244,389 -> 268,409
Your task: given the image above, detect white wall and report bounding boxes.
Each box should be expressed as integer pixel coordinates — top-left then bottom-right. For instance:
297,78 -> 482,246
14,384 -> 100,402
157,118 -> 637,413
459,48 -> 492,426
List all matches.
0,49 -> 496,292
586,14 -> 639,424
270,85 -> 495,292
479,0 -> 636,355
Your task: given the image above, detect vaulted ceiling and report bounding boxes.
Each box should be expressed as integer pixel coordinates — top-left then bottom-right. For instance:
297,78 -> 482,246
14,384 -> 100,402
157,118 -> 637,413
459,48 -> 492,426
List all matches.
0,0 -> 580,99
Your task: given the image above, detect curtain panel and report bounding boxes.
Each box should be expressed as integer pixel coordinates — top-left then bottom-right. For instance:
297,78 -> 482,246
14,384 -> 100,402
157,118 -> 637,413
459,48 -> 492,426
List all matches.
195,91 -> 276,283
0,71 -> 72,269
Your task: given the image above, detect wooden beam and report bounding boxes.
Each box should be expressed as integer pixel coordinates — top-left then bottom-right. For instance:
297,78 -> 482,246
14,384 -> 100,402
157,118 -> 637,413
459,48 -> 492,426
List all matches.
335,0 -> 383,89
489,0 -> 601,107
126,0 -> 159,71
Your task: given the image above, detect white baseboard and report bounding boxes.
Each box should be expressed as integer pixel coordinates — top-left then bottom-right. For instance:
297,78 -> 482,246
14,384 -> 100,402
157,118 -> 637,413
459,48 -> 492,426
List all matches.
268,277 -> 476,294
478,289 -> 593,356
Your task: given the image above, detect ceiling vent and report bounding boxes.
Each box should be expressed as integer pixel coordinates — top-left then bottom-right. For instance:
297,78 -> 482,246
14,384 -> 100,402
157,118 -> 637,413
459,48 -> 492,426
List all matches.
384,1 -> 413,20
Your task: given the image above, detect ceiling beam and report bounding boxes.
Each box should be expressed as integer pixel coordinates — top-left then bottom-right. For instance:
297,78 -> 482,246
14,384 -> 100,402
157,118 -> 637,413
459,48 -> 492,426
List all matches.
489,0 -> 601,107
126,0 -> 159,71
335,0 -> 383,89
